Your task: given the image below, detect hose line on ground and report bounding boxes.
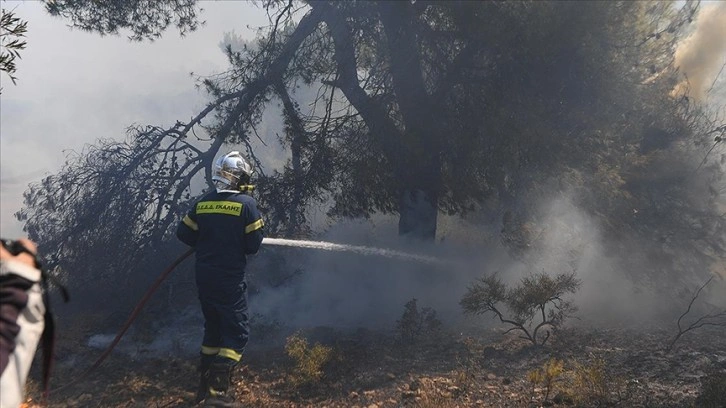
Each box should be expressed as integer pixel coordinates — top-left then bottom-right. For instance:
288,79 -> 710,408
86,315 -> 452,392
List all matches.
50,248 -> 194,396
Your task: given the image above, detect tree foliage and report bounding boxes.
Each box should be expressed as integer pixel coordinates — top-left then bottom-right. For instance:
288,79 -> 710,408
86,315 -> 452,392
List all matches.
44,0 -> 201,41
0,7 -> 28,86
16,125 -> 208,289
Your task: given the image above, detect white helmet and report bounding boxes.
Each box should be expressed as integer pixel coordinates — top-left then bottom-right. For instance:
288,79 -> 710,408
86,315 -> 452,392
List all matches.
212,151 -> 253,191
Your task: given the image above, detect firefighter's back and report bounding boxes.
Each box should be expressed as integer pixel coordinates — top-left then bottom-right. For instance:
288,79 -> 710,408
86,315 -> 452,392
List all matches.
193,190 -> 255,278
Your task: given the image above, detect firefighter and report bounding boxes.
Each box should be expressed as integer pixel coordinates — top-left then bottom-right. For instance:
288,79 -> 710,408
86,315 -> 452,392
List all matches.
176,151 -> 264,407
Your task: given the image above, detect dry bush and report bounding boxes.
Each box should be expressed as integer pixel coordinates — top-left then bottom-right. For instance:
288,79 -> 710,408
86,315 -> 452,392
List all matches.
570,359 -> 610,405
556,358 -> 630,407
528,358 -> 565,402
395,298 -> 443,347
284,331 -> 334,387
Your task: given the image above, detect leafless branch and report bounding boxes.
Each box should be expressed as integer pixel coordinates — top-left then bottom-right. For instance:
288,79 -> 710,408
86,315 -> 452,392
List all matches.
666,276 -> 726,352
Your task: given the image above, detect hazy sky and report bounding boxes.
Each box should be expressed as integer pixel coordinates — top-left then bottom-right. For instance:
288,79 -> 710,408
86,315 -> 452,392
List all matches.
0,1 -> 271,238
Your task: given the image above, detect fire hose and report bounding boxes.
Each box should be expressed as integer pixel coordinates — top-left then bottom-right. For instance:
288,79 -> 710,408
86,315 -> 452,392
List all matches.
51,248 -> 194,395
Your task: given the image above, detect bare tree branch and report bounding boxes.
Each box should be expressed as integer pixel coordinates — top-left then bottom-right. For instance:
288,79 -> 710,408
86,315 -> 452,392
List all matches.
666,276 -> 726,352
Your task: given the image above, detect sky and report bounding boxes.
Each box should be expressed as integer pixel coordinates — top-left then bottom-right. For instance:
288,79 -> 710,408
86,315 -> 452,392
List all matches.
0,1 -> 270,238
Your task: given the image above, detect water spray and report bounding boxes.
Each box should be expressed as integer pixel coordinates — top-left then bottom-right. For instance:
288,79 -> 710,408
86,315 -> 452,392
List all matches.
262,237 -> 444,265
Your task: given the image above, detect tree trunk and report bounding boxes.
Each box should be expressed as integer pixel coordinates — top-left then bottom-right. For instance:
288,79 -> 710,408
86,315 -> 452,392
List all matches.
399,189 -> 438,240
319,2 -> 442,240
378,1 -> 441,240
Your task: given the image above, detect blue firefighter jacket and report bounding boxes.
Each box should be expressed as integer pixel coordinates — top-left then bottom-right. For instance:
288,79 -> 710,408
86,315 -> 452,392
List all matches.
176,188 -> 264,284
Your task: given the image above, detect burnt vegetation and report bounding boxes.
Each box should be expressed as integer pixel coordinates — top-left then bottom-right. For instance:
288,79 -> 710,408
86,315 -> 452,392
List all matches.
12,0 -> 726,407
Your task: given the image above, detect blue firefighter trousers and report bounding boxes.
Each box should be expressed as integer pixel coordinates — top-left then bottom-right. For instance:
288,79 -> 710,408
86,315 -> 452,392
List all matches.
197,276 -> 249,363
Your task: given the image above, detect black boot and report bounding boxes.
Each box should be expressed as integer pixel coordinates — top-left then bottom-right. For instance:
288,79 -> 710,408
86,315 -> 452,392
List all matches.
203,361 -> 241,407
195,354 -> 215,404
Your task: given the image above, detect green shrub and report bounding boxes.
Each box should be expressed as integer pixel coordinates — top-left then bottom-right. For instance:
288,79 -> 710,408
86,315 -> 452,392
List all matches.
460,271 -> 580,346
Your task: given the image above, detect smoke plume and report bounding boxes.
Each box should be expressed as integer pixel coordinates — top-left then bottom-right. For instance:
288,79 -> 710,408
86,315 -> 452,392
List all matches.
673,2 -> 726,100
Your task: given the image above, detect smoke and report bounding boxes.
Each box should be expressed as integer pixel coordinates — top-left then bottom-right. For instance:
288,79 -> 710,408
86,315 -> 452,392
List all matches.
673,1 -> 726,101
249,217 -> 515,330
246,188 -> 725,334
243,206 -> 540,330
522,196 -> 667,325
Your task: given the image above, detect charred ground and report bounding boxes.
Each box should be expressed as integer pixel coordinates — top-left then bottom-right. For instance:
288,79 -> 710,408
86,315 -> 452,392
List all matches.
21,311 -> 726,408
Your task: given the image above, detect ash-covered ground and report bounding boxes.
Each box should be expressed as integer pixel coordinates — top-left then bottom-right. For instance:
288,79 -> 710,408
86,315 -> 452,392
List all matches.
23,313 -> 726,408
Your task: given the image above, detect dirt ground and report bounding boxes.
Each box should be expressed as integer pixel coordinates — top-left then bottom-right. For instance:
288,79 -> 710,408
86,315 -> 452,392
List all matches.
19,319 -> 726,408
